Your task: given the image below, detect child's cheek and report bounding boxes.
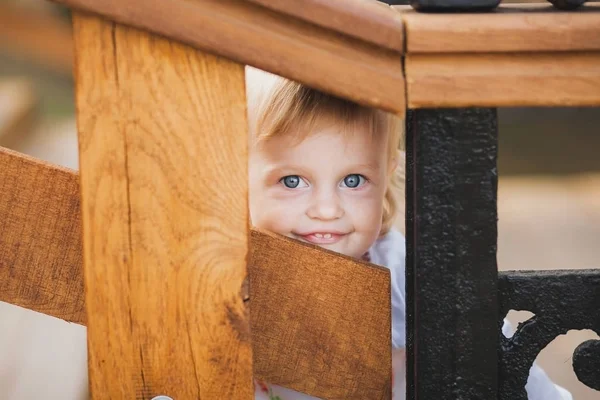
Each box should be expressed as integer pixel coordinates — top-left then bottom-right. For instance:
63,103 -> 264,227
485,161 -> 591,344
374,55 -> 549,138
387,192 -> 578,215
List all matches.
344,191 -> 384,226
257,198 -> 303,235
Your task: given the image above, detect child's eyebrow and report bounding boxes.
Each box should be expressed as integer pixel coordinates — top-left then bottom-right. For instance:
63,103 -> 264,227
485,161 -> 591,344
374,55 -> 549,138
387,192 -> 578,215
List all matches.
263,165 -> 310,180
349,162 -> 381,172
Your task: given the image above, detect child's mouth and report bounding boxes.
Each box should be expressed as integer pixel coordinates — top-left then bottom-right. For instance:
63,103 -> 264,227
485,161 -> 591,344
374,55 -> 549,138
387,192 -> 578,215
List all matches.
298,232 -> 346,245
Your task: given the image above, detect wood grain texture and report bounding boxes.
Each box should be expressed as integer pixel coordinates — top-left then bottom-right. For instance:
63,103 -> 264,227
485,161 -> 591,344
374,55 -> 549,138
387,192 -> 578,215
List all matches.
73,13 -> 252,399
0,146 -> 84,324
250,229 -> 392,400
406,52 -> 600,108
396,3 -> 600,53
247,0 -> 404,52
51,0 -> 405,116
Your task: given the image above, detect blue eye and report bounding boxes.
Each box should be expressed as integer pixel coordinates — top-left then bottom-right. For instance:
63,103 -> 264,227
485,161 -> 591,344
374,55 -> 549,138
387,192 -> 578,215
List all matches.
342,174 -> 365,188
281,175 -> 305,188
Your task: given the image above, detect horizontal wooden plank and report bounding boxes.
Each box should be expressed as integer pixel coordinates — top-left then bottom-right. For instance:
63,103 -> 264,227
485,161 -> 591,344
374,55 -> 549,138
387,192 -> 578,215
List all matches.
0,3 -> 73,74
50,0 -> 405,115
0,146 -> 84,324
396,3 -> 600,54
247,0 -> 404,52
0,148 -> 392,399
250,229 -> 391,400
406,52 -> 600,108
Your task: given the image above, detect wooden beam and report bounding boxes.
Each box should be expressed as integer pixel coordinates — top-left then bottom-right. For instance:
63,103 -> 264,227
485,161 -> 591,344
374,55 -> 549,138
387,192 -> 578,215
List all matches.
250,229 -> 391,400
73,13 -> 252,399
0,146 -> 84,324
246,0 -> 404,52
406,52 -> 600,108
396,3 -> 600,54
395,3 -> 600,107
0,146 -> 393,399
50,0 -> 405,115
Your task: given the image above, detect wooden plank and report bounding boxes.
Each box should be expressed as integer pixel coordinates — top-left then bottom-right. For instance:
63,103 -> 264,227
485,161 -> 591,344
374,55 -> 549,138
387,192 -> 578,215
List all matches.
396,3 -> 600,54
0,146 -> 84,324
0,145 -> 393,399
406,52 -> 600,108
73,13 -> 252,399
250,229 -> 391,400
246,0 -> 404,52
51,0 -> 405,116
0,3 -> 73,74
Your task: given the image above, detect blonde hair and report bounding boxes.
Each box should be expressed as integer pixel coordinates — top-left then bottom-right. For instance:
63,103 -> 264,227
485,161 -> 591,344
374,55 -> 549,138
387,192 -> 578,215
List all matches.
246,67 -> 404,236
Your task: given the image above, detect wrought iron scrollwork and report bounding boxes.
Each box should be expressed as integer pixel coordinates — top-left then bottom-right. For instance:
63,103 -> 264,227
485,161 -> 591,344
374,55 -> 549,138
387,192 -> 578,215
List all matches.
498,270 -> 600,399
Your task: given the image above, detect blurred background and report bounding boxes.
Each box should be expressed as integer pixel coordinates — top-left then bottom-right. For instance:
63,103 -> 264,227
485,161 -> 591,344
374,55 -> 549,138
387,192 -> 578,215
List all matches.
0,0 -> 598,399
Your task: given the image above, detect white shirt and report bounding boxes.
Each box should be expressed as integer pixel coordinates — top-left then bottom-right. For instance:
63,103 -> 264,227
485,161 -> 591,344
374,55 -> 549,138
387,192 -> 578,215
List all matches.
369,228 -> 406,349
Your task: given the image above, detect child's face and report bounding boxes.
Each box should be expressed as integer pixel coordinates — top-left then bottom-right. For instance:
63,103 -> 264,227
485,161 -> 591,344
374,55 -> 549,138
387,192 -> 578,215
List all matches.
249,125 -> 392,259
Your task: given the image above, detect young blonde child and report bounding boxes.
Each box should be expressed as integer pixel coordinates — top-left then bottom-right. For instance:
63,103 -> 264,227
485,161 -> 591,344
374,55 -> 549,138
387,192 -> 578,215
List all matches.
245,67 -> 570,400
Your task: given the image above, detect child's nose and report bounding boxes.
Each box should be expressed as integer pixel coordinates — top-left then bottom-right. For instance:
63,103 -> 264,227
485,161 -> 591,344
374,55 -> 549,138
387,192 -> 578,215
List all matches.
307,190 -> 344,220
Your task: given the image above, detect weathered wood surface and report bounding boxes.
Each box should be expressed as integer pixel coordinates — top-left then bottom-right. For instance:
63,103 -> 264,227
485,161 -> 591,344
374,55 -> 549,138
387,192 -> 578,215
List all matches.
0,146 -> 393,399
396,3 -> 600,53
406,52 -> 600,108
0,146 -> 84,324
250,229 -> 391,400
50,0 -> 405,115
73,13 -> 252,399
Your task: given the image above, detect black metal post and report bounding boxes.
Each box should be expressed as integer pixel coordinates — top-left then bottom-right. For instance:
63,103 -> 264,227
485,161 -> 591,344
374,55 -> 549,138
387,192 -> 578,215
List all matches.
406,108 -> 499,400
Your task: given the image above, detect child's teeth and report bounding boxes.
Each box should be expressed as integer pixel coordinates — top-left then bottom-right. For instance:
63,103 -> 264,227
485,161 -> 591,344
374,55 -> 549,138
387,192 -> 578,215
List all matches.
313,233 -> 334,239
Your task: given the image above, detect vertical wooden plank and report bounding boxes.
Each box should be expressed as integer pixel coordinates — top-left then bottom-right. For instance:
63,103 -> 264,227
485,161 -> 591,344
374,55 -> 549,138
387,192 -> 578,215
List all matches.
406,108 -> 499,399
73,13 -> 252,399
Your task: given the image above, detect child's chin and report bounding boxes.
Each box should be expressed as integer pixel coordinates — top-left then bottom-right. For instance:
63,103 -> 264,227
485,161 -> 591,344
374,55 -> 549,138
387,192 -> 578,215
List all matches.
322,243 -> 361,259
